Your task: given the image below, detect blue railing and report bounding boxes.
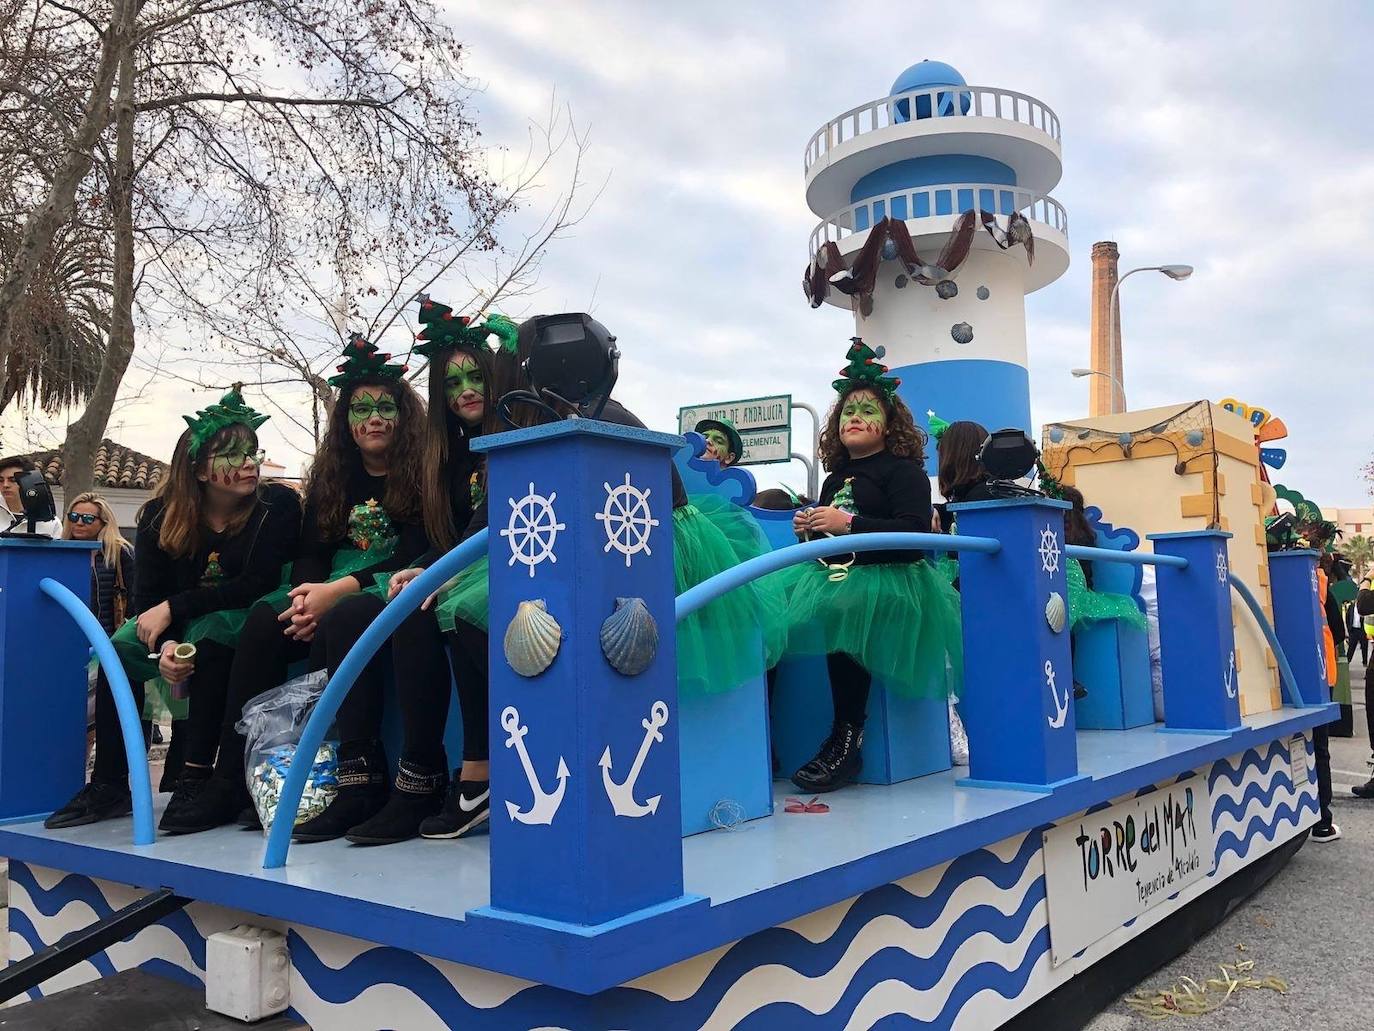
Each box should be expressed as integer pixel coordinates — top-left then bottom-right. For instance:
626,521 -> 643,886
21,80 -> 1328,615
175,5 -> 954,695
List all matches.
1064,544 -> 1187,569
262,531 -> 490,869
1230,575 -> 1304,709
39,578 -> 156,845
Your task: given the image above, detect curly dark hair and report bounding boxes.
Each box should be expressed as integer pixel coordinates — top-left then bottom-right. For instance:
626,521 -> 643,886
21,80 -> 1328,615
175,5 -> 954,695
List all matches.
818,387 -> 925,472
303,377 -> 426,541
1059,485 -> 1096,548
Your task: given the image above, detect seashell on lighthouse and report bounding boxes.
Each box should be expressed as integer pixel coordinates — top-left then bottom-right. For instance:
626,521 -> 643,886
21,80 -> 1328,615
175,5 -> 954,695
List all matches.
600,597 -> 659,676
503,599 -> 562,677
1045,592 -> 1067,634
950,322 -> 974,344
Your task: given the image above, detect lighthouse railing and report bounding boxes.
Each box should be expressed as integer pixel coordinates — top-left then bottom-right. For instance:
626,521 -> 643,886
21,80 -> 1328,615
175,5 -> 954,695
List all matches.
805,84 -> 1062,171
809,184 -> 1068,254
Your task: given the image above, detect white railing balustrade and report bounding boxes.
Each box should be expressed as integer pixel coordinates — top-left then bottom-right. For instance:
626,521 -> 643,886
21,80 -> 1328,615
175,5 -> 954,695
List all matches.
805,85 -> 1061,173
807,184 -> 1068,257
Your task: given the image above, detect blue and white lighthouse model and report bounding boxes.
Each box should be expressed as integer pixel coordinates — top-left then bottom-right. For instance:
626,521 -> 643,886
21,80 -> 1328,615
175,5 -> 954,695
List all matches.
803,60 -> 1069,469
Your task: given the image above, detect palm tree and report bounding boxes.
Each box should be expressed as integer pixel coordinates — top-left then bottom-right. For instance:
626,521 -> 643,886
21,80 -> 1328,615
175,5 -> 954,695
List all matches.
1340,534 -> 1374,582
0,219 -> 110,415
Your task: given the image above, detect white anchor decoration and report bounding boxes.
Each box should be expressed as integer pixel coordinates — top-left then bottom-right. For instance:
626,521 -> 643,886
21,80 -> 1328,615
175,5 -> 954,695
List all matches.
1046,659 -> 1069,730
1224,650 -> 1237,699
500,706 -> 569,825
600,700 -> 669,818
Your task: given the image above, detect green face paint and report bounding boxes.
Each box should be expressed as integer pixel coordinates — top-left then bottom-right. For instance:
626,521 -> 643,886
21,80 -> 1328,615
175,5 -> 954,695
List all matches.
840,394 -> 886,433
348,389 -> 399,427
445,353 -> 485,422
703,429 -> 733,461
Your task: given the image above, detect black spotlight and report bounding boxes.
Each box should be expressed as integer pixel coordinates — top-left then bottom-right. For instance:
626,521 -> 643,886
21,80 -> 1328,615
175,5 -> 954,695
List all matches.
2,470 -> 56,538
499,313 -> 621,427
978,428 -> 1041,482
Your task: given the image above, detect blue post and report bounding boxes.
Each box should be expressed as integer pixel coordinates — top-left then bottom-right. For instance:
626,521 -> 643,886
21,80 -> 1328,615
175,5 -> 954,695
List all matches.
949,498 -> 1084,791
474,420 -> 692,927
0,541 -> 103,823
1147,531 -> 1242,733
1267,550 -> 1327,706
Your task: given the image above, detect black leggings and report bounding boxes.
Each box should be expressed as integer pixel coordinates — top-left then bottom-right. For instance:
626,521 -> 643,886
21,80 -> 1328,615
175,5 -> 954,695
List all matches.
1347,629 -> 1368,665
392,607 -> 489,771
214,593 -> 390,781
828,652 -> 872,727
92,639 -> 235,785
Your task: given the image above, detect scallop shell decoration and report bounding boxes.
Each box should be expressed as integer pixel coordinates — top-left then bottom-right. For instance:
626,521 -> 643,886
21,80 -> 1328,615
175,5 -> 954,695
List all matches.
503,599 -> 562,678
1045,592 -> 1067,634
951,322 -> 974,344
600,597 -> 659,676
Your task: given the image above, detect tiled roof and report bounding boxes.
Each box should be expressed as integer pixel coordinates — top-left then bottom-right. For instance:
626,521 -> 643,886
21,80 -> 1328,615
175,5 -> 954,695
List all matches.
24,439 -> 169,492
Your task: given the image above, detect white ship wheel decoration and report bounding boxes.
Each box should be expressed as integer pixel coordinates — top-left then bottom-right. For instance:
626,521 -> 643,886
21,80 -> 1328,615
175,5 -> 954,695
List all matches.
1038,525 -> 1061,576
1224,650 -> 1237,699
1310,569 -> 1319,596
1046,659 -> 1069,729
1217,552 -> 1229,586
501,482 -> 567,578
596,473 -> 660,567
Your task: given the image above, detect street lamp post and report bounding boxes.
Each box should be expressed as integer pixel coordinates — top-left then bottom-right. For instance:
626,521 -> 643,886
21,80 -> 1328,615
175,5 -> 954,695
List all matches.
1107,264 -> 1193,414
1071,367 -> 1126,410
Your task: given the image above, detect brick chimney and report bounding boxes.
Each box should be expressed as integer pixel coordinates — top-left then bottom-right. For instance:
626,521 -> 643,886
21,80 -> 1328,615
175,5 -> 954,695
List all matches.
1089,241 -> 1121,416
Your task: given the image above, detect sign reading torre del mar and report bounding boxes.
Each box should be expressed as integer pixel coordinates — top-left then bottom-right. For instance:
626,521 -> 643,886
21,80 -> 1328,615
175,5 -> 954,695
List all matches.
678,394 -> 793,465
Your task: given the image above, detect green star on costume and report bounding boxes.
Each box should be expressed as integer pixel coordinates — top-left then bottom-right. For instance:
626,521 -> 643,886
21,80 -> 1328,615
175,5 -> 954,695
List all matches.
833,337 -> 901,400
327,332 -> 407,389
348,498 -> 395,552
183,384 -> 269,459
414,295 -> 519,359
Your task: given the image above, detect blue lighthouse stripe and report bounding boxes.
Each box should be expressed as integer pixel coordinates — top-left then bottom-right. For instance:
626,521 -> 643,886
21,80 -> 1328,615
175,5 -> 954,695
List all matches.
888,360 -> 1031,478
849,156 -> 1016,206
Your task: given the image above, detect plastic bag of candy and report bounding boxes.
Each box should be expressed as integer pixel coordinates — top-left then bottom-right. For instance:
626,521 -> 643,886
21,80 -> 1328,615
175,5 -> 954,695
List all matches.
236,669 -> 339,832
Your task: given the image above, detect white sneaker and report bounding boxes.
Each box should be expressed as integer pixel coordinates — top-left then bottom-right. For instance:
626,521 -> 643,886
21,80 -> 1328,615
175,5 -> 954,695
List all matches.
1311,822 -> 1342,843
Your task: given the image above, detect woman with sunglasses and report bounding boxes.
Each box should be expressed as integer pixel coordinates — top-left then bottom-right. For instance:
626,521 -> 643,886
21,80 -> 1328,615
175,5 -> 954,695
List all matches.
316,299 -> 517,845
62,493 -> 134,758
46,388 -> 302,830
163,335 -> 429,835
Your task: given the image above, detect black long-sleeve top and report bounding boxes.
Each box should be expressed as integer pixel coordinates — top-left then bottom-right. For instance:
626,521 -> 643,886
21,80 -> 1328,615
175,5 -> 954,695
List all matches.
458,398 -> 689,545
414,430 -> 483,570
819,449 -> 930,565
133,482 -> 303,647
89,545 -> 134,634
290,464 -> 428,587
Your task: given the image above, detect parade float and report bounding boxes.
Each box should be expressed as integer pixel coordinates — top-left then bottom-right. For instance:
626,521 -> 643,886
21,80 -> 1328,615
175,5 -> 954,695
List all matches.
0,61 -> 1332,1030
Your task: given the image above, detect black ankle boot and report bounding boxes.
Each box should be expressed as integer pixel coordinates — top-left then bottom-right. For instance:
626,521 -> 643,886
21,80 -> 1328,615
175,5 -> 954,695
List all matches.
292,740 -> 388,843
345,761 -> 449,846
160,771 -> 246,835
792,721 -> 863,793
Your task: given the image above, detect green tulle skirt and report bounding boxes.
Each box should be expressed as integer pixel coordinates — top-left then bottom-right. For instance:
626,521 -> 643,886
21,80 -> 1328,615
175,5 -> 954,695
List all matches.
111,604 -> 254,721
257,542 -> 396,616
435,554 -> 490,634
768,557 -> 964,699
1066,558 -> 1146,632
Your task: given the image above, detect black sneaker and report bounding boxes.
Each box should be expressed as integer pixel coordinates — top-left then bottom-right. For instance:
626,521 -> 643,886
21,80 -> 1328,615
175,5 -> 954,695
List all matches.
792,721 -> 863,793
160,771 -> 241,835
44,781 -> 131,829
1311,821 -> 1342,843
1354,779 -> 1374,799
421,779 -> 490,840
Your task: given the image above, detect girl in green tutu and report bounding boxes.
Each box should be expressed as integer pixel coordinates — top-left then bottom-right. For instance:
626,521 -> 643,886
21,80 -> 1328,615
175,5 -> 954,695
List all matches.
773,338 -> 963,793
1059,485 -> 1146,633
339,299 -> 518,846
46,388 -> 302,830
164,335 -> 429,835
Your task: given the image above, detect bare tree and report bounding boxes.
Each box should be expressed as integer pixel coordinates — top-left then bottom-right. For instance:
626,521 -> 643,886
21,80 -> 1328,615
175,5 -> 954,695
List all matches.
11,0 -> 504,494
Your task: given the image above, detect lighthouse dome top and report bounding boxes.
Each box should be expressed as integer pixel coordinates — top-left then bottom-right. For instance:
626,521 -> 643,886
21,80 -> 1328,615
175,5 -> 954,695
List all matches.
889,60 -> 966,96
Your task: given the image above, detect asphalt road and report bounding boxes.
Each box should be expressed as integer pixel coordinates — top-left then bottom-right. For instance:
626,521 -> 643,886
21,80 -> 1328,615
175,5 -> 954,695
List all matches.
1088,663 -> 1374,1030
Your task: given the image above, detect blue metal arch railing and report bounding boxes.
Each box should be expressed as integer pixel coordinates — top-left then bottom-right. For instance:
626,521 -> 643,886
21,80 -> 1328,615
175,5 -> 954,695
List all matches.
39,578 -> 156,845
263,531 -> 489,869
1230,574 -> 1305,709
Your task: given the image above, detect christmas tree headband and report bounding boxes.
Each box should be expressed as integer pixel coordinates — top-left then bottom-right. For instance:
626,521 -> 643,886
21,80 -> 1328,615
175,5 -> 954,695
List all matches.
327,332 -> 408,389
414,295 -> 519,359
183,384 -> 269,459
926,410 -> 951,442
833,337 -> 901,402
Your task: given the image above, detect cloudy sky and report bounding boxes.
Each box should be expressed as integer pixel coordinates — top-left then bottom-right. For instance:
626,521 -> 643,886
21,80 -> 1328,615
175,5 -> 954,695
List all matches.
17,1 -> 1372,506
